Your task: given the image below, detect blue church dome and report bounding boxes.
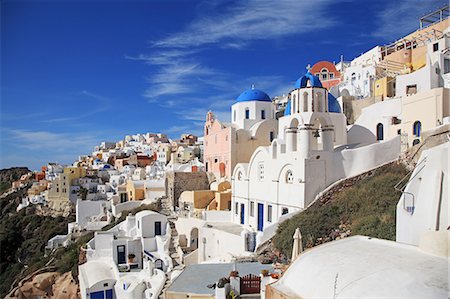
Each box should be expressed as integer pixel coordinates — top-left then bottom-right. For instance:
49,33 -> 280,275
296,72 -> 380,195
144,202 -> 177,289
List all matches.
236,87 -> 271,103
328,93 -> 341,113
283,93 -> 341,116
294,71 -> 323,89
284,100 -> 291,116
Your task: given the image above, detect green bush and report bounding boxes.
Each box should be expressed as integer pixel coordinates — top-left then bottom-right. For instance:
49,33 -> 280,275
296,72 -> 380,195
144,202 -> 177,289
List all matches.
272,162 -> 408,259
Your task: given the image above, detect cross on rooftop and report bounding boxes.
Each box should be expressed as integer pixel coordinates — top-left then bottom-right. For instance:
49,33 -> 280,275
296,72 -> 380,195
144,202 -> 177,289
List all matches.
306,64 -> 311,71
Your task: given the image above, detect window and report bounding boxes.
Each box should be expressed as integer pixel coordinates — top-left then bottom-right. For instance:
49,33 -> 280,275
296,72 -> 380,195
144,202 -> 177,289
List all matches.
258,162 -> 265,181
250,201 -> 254,217
261,110 -> 266,119
245,108 -> 250,119
282,207 -> 289,215
329,73 -> 334,79
237,171 -> 242,180
269,131 -> 274,142
286,170 -> 294,184
215,135 -> 217,144
235,202 -> 239,215
321,68 -> 328,80
444,59 -> 450,74
233,110 -> 236,122
303,92 -> 308,112
267,205 -> 272,222
413,121 -> 421,137
433,43 -> 439,52
406,85 -> 417,95
214,158 -> 218,163
155,221 -> 162,235
376,123 -> 384,141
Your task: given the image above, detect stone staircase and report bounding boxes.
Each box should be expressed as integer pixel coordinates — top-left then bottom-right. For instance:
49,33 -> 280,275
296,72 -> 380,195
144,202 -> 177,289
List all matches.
168,221 -> 182,267
158,196 -> 184,299
159,196 -> 173,217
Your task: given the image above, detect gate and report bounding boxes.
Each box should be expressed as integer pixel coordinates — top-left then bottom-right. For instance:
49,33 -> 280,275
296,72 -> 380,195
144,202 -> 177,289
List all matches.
240,274 -> 261,294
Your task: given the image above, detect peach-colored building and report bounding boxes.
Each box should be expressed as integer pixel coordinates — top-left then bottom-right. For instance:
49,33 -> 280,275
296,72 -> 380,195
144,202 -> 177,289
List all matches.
310,61 -> 341,90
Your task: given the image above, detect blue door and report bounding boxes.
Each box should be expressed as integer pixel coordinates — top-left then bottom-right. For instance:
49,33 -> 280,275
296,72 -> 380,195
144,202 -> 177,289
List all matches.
240,203 -> 245,224
155,221 -> 162,235
105,289 -> 113,299
117,245 -> 125,264
257,203 -> 264,231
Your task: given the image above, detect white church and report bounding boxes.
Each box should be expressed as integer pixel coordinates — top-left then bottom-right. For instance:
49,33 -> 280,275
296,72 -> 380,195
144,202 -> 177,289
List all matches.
231,71 -> 400,235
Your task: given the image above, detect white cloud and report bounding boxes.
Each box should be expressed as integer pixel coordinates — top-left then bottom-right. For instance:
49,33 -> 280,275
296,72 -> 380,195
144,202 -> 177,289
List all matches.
152,0 -> 337,49
41,90 -> 111,123
2,128 -> 99,152
372,0 -> 444,40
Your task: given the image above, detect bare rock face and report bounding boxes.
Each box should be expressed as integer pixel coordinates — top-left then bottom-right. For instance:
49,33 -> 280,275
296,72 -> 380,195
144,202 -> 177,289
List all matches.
6,271 -> 79,299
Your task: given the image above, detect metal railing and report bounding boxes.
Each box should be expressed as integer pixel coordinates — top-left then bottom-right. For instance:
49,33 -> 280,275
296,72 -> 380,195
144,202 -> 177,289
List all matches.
394,157 -> 427,214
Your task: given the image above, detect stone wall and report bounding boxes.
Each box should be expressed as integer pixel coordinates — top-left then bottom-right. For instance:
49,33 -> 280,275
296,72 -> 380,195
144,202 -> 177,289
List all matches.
165,171 -> 210,207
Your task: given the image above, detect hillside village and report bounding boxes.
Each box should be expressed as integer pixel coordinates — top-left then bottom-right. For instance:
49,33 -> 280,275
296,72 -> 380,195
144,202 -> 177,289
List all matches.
2,6 -> 449,299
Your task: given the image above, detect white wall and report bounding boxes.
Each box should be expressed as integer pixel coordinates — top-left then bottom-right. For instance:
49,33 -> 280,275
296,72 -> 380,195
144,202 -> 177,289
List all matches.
232,101 -> 274,130
76,199 -> 110,226
396,142 -> 449,247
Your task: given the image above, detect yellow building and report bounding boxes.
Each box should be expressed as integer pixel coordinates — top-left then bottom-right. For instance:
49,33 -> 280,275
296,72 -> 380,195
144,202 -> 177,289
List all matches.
47,167 -> 86,211
126,180 -> 145,201
381,18 -> 449,71
179,181 -> 232,217
374,76 -> 396,99
388,87 -> 450,146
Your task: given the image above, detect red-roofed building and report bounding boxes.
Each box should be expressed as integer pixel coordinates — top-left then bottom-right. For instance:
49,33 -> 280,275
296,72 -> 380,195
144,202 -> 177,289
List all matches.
310,61 -> 341,89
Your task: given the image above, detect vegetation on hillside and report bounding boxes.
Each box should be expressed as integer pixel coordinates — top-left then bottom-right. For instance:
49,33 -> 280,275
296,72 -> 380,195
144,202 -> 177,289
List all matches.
272,162 -> 409,259
0,167 -> 29,195
0,207 -> 74,297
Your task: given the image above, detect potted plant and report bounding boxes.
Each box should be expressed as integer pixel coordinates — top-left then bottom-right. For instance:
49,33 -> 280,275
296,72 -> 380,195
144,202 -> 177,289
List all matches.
229,270 -> 239,277
261,269 -> 269,276
128,253 -> 136,263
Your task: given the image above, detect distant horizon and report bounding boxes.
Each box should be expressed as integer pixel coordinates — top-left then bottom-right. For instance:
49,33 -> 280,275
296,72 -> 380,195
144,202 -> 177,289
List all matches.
1,0 -> 446,170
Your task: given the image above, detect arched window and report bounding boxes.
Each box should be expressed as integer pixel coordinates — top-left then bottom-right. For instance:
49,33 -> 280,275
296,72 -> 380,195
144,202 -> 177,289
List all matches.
292,94 -> 297,113
286,170 -> 294,184
376,123 -> 384,141
233,110 -> 236,122
269,131 -> 274,142
237,171 -> 242,181
261,109 -> 266,119
413,121 -> 421,137
245,108 -> 250,119
321,68 -> 328,80
303,92 -> 308,112
316,93 -> 323,112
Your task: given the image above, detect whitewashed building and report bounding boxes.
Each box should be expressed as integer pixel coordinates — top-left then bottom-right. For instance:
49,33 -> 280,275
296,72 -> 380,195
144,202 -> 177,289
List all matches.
79,210 -> 171,299
231,72 -> 401,242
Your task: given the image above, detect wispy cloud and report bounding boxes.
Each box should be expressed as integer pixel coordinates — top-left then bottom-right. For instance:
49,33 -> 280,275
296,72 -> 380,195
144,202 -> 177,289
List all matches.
2,128 -> 99,152
152,0 -> 337,49
42,90 -> 111,123
372,0 -> 445,40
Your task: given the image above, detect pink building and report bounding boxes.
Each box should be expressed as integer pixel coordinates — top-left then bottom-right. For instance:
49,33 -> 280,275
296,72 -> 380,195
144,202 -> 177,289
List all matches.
204,87 -> 278,180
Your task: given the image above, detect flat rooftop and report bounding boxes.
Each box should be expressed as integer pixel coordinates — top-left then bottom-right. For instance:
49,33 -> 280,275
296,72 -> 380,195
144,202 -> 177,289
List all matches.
204,222 -> 245,236
167,262 -> 272,295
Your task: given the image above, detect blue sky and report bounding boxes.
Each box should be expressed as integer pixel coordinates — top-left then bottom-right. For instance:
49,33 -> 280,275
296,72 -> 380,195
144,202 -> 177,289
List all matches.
1,0 -> 445,170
